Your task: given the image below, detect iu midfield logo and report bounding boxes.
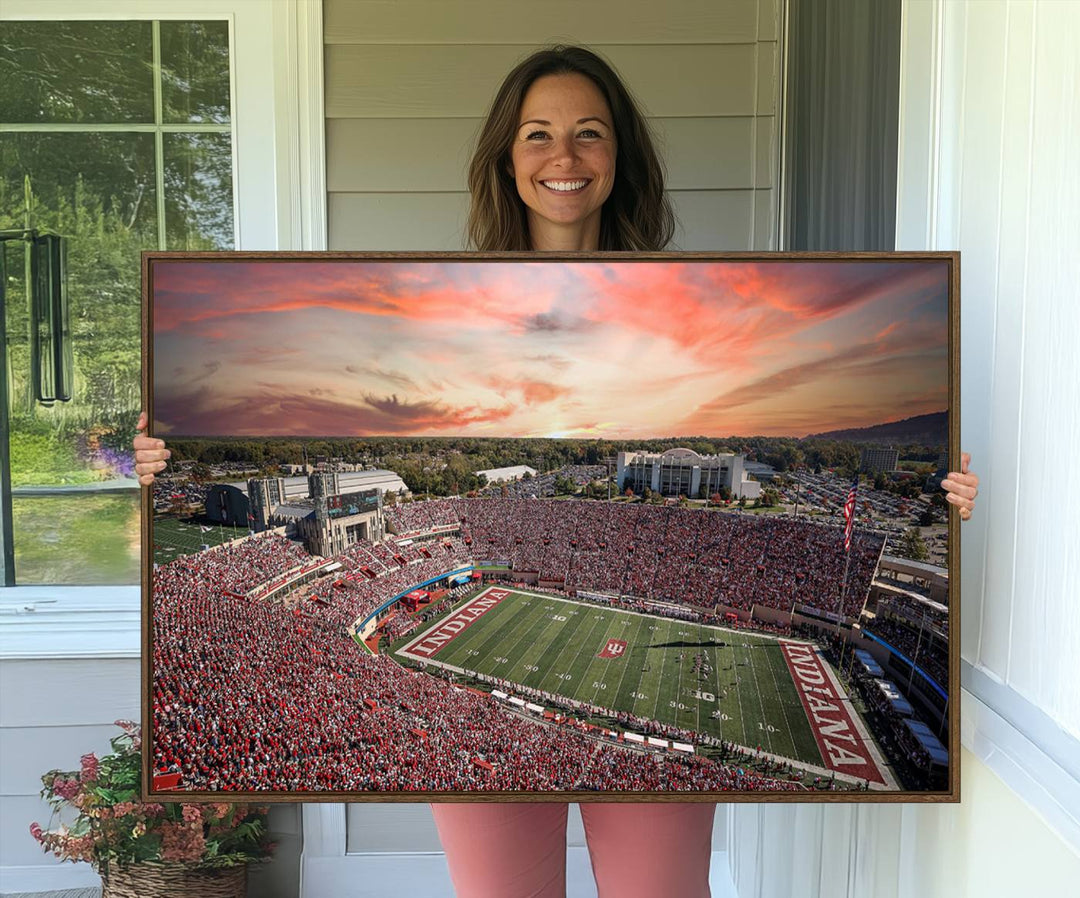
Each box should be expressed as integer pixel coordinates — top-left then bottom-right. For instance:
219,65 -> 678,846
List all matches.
599,639 -> 627,659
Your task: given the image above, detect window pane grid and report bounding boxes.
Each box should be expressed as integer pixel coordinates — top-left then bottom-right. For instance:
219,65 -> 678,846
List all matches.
0,18 -> 235,583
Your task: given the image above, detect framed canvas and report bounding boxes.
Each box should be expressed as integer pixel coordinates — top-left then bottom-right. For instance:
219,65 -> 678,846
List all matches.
142,251 -> 959,802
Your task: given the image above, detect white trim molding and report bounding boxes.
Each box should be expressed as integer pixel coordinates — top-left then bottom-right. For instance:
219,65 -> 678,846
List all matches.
0,587 -> 140,660
961,666 -> 1080,852
273,0 -> 328,251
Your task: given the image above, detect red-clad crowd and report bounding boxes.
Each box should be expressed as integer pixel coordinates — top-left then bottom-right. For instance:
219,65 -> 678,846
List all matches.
299,537 -> 473,632
152,533 -> 802,792
386,498 -> 886,619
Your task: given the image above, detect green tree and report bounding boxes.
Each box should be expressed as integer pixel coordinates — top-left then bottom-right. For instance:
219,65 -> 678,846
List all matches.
897,527 -> 929,562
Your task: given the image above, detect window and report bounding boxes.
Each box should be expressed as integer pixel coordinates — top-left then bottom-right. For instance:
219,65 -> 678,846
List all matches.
1,19 -> 234,585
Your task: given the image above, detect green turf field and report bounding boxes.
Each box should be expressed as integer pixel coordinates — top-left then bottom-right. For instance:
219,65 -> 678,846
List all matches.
398,587 -> 827,767
153,515 -> 248,564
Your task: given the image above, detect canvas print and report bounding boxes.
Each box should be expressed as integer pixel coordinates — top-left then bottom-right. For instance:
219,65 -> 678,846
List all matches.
145,253 -> 957,800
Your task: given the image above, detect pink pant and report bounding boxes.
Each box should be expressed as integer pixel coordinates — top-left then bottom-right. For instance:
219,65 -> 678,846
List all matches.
431,802 -> 715,898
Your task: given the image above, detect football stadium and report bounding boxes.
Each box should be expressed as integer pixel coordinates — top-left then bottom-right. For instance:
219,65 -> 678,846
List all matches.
152,479 -> 950,795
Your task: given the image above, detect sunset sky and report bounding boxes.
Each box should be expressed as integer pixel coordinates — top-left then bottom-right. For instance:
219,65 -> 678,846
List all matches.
151,259 -> 949,439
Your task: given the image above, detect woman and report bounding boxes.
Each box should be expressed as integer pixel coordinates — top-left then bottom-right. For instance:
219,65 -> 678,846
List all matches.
135,46 -> 978,898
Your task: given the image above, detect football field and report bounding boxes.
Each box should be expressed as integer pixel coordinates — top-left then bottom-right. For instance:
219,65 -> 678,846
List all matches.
153,515 -> 248,564
397,586 -> 830,768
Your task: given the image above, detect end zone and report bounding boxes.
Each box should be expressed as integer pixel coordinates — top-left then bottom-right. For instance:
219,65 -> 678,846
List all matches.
398,587 -> 511,660
779,641 -> 896,788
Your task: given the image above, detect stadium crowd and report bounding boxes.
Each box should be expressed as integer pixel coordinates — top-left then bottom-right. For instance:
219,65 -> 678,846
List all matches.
386,498 -> 885,620
862,617 -> 948,689
152,534 -> 801,792
297,537 -> 473,632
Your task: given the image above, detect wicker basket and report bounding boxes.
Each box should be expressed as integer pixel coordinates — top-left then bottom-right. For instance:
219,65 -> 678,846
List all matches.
101,862 -> 247,898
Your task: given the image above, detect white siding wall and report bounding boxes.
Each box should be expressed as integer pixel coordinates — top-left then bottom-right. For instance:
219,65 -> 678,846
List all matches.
729,1 -> 1080,894
324,0 -> 782,251
912,0 -> 1079,739
0,651 -> 301,897
0,658 -> 141,885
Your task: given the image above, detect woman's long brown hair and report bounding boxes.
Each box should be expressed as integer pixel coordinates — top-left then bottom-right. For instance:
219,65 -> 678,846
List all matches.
467,46 -> 676,252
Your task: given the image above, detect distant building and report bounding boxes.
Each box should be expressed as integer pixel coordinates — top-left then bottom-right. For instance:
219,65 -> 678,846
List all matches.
475,464 -> 538,484
869,554 -> 949,609
616,448 -> 761,500
205,469 -> 407,555
296,474 -> 384,556
860,447 -> 900,474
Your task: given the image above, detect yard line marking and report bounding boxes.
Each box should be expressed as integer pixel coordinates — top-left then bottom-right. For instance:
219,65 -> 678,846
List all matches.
537,598 -> 598,696
745,638 -> 773,754
650,618 -> 672,723
673,621 -> 686,726
731,637 -> 747,747
488,590 -> 559,683
512,595 -> 579,688
760,640 -> 799,761
710,636 -> 726,743
557,605 -> 609,700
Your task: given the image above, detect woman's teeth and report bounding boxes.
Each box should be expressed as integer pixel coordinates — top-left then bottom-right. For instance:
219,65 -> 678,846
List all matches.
542,180 -> 588,192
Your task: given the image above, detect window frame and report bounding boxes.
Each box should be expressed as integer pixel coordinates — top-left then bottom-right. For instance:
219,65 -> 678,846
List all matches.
0,0 -> 325,652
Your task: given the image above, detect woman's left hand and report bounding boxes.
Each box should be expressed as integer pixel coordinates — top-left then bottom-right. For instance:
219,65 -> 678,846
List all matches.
941,451 -> 979,521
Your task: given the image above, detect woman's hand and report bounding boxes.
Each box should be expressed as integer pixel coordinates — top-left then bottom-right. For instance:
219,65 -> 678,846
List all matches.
133,411 -> 170,487
941,451 -> 979,521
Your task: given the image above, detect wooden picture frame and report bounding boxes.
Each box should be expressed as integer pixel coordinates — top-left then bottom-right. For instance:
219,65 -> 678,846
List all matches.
142,250 -> 960,803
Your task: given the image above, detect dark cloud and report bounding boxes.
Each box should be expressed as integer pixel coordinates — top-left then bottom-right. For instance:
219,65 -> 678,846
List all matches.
686,344 -> 944,418
191,361 -> 220,383
519,312 -> 596,334
155,385 -> 513,437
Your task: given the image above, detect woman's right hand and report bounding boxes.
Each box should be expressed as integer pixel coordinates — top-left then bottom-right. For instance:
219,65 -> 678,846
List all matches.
133,411 -> 170,486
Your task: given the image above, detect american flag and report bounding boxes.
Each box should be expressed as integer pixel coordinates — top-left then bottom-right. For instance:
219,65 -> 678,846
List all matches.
842,478 -> 859,552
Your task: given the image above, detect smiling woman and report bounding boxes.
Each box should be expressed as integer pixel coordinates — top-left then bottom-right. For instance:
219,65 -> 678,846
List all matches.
466,45 -> 674,252
509,73 -> 617,250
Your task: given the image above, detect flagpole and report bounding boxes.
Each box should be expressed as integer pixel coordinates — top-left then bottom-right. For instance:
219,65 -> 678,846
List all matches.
836,477 -> 858,679
836,545 -> 852,677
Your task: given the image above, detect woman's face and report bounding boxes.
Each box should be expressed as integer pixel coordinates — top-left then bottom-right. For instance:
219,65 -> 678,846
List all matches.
509,73 -> 616,248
